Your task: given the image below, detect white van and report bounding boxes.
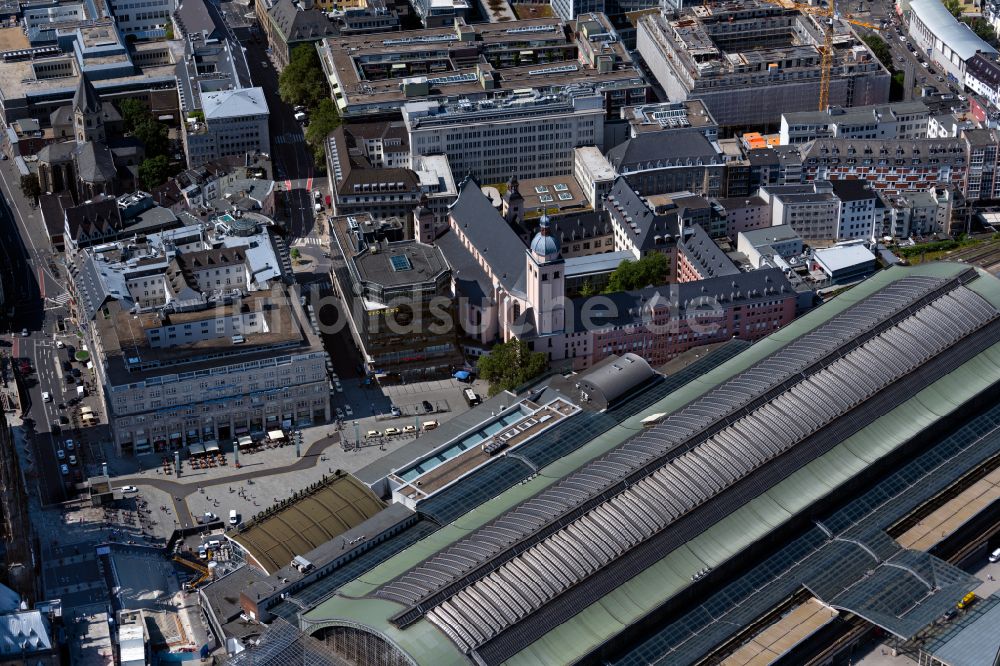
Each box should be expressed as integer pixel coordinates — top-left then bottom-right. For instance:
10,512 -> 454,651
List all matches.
989,547 -> 1000,563
294,111 -> 307,122
229,510 -> 238,525
422,420 -> 439,431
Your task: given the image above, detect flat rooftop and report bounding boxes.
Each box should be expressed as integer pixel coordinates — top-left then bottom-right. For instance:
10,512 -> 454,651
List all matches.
319,15 -> 644,115
390,397 -> 579,501
97,290 -> 321,385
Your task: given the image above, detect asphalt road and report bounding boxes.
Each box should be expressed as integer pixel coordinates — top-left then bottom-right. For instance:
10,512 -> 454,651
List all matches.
0,160 -> 81,505
862,0 -> 965,98
236,28 -> 325,240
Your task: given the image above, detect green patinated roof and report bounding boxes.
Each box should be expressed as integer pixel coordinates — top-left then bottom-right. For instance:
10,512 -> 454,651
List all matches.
302,263 -> 1000,666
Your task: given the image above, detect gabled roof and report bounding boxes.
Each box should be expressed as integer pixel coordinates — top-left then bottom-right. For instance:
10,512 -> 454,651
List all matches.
446,177 -> 526,294
0,611 -> 53,656
174,0 -> 225,41
606,131 -> 721,170
605,177 -> 681,251
74,141 -> 117,184
66,197 -> 122,241
72,74 -> 101,115
267,0 -> 337,42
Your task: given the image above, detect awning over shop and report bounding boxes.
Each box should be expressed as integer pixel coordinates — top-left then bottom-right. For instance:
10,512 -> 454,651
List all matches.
188,442 -> 206,456
237,435 -> 253,448
204,441 -> 221,453
267,429 -> 285,441
453,370 -> 471,380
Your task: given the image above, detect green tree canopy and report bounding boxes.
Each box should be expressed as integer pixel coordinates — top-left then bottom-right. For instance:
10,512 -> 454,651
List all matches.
133,118 -> 169,158
862,34 -> 894,71
477,339 -> 548,396
20,173 -> 40,200
943,0 -> 962,16
138,154 -> 171,190
279,44 -> 330,110
118,98 -> 147,133
605,252 -> 669,293
304,98 -> 341,165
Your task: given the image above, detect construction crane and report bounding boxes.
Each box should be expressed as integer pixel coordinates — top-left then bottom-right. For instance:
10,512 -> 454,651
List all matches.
173,555 -> 212,589
761,0 -> 881,109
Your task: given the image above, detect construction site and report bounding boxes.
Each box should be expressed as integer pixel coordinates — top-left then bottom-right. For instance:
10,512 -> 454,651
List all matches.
636,0 -> 891,127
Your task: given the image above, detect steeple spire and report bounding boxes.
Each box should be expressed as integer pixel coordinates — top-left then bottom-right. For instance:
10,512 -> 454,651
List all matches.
73,74 -> 101,115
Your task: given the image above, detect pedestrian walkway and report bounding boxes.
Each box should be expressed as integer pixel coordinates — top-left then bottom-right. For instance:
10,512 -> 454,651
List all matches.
274,132 -> 304,145
48,292 -> 71,306
292,237 -> 325,247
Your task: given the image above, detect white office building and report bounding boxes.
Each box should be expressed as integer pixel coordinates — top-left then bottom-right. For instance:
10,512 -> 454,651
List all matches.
403,90 -> 605,184
108,0 -> 176,38
184,88 -> 270,167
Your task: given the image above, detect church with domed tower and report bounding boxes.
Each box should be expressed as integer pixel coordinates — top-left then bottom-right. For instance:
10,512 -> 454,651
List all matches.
432,173 -> 800,370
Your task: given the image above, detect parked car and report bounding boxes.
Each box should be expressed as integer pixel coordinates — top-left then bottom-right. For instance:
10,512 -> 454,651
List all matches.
335,407 -> 345,420
365,430 -> 381,439
334,381 -> 343,393
56,341 -> 65,349
390,405 -> 402,417
56,448 -> 65,461
989,547 -> 1000,563
120,485 -> 138,494
68,455 -> 77,466
344,405 -> 353,417
42,392 -> 52,403
65,439 -> 74,451
422,400 -> 434,413
60,464 -> 69,476
384,427 -> 400,436
20,328 -> 28,337
403,425 -> 417,434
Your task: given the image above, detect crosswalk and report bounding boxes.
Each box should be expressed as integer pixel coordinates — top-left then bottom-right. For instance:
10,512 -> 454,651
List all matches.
48,292 -> 71,306
273,132 -> 305,145
292,237 -> 324,247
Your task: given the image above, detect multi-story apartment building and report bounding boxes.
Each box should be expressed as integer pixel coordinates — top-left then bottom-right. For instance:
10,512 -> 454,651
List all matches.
327,214 -> 464,381
963,128 -> 1000,201
965,53 -> 1000,110
884,189 -> 951,238
759,180 -> 880,242
70,219 -> 329,456
779,102 -> 930,145
637,2 -> 889,127
316,14 -> 648,119
175,0 -> 269,168
403,89 -> 605,183
263,0 -> 337,69
801,138 -> 968,197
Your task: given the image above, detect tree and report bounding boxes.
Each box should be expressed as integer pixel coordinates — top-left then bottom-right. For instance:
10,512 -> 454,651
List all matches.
119,98 -> 147,133
305,98 -> 341,165
164,23 -> 174,39
19,173 -> 40,200
133,118 -> 169,158
477,339 -> 548,396
290,247 -> 301,261
605,252 -> 669,293
138,155 -> 171,190
943,0 -> 962,16
862,34 -> 893,71
279,44 -> 330,110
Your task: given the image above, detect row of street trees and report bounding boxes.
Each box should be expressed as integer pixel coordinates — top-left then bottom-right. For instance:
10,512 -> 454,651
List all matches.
278,45 -> 341,166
